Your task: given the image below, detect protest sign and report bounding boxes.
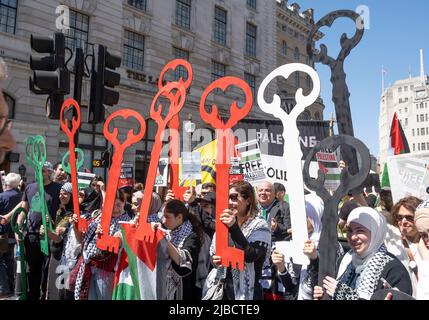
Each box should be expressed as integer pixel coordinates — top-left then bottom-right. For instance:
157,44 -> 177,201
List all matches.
154,158 -> 169,187
235,140 -> 266,186
118,163 -> 135,189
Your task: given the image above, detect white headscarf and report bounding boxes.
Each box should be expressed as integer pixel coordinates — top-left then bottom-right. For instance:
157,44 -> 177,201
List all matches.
305,193 -> 324,245
347,207 -> 387,270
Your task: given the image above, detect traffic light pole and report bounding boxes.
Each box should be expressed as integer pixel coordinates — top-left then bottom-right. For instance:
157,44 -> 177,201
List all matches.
72,47 -> 84,146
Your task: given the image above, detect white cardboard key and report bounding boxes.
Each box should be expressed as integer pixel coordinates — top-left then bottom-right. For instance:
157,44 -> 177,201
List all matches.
257,63 -> 321,266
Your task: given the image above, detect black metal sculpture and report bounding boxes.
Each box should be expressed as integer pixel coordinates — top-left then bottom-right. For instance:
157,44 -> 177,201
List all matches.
307,10 -> 364,176
303,135 -> 371,292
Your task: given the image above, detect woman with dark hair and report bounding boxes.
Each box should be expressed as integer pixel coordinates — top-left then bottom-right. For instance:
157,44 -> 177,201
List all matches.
203,181 -> 271,300
152,199 -> 203,300
389,196 -> 423,297
74,189 -> 131,300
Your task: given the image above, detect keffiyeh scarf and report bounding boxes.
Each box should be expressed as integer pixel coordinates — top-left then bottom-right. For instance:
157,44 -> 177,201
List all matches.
208,216 -> 271,300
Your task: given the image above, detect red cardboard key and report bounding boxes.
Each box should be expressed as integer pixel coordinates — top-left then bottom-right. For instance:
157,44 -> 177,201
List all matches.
96,109 -> 146,254
158,59 -> 193,200
60,98 -> 87,232
136,82 -> 187,243
199,77 -> 253,271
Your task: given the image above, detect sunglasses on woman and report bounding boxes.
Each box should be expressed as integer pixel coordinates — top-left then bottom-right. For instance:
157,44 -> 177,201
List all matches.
396,214 -> 414,223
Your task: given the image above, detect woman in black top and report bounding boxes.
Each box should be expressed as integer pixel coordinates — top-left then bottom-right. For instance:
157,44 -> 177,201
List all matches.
153,199 -> 204,300
205,181 -> 271,300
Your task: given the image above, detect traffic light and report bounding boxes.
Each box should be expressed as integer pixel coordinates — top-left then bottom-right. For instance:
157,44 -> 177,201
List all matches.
88,45 -> 121,124
101,149 -> 112,168
29,32 -> 70,119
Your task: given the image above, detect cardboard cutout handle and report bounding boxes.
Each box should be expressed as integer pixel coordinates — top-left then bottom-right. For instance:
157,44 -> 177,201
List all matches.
136,82 -> 187,243
96,109 -> 146,254
199,76 -> 253,271
60,98 -> 87,231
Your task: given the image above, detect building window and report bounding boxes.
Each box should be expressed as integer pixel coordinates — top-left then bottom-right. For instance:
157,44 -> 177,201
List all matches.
247,0 -> 256,10
245,22 -> 257,57
0,0 -> 17,34
417,129 -> 420,136
294,47 -> 300,61
294,72 -> 300,87
416,104 -> 419,110
214,6 -> 227,46
2,92 -> 15,119
421,103 -> 424,109
175,0 -> 191,30
412,128 -> 415,136
64,9 -> 90,52
127,0 -> 147,11
172,47 -> 189,81
422,143 -> 426,151
245,73 -> 256,98
421,114 -> 425,122
418,143 -> 421,151
282,41 -> 287,55
123,30 -> 145,71
426,102 -> 428,108
427,142 -> 429,150
398,87 -> 402,93
427,127 -> 428,135
422,128 -> 425,136
413,143 -> 415,152
405,107 -> 408,113
399,109 -> 402,114
404,86 -> 408,92
426,114 -> 428,121
405,118 -> 408,126
417,115 -> 419,122
405,97 -> 408,102
211,60 -> 226,82
306,74 -> 312,89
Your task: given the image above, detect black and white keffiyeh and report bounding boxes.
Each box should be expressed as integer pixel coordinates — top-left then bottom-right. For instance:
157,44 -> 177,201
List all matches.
335,244 -> 393,300
206,216 -> 271,300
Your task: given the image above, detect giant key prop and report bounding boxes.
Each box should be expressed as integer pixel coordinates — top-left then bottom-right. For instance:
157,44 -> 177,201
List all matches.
60,98 -> 88,232
257,63 -> 321,265
96,110 -> 146,254
25,135 -> 53,256
303,135 -> 370,289
158,59 -> 193,201
307,10 -> 364,176
136,82 -> 187,243
199,77 -> 253,270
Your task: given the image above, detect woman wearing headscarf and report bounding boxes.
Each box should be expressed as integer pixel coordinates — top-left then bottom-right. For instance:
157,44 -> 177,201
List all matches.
314,207 -> 412,300
415,198 -> 429,300
269,193 -> 334,300
74,189 -> 131,300
203,181 -> 271,300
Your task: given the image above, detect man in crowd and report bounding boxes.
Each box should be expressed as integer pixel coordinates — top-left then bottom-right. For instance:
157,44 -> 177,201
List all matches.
257,181 -> 291,241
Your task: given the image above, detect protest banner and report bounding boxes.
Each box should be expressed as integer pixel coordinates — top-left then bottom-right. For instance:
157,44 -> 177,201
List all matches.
386,152 -> 429,203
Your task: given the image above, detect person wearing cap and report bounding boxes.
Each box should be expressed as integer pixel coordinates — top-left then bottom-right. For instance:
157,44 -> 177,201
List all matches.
18,161 -> 62,300
0,173 -> 22,298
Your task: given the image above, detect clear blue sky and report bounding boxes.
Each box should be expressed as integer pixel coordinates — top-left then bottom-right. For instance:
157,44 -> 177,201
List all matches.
294,0 -> 428,157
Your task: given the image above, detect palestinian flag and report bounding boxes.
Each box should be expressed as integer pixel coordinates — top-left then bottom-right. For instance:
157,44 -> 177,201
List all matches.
381,113 -> 410,188
390,112 -> 410,155
112,223 -> 164,300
